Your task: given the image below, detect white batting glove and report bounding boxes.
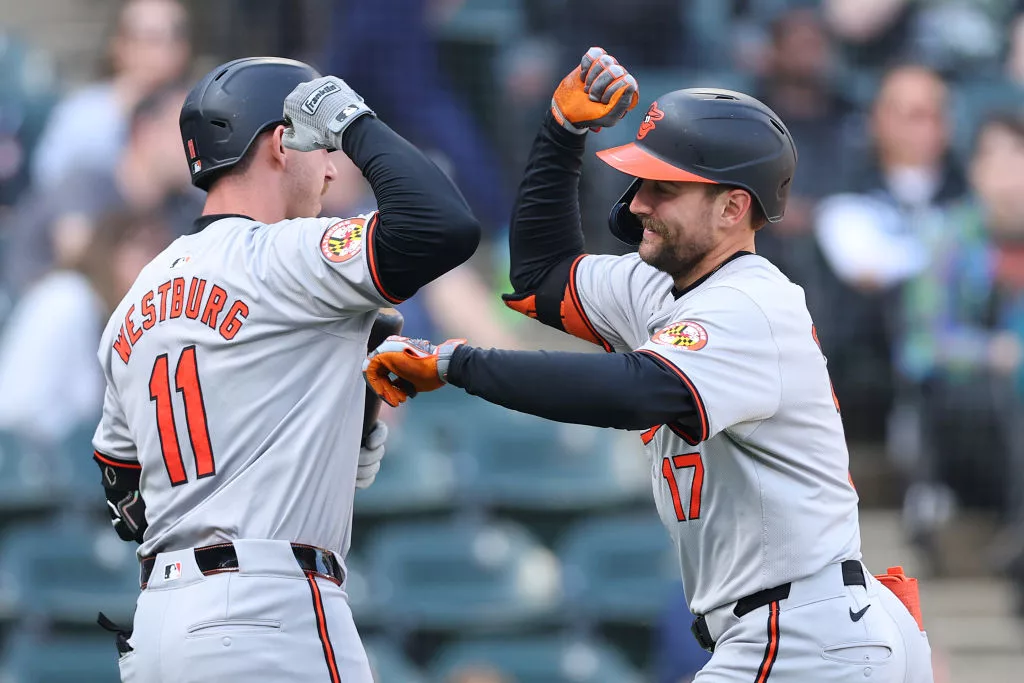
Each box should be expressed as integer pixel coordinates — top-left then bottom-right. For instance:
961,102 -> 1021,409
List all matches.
356,420 -> 388,489
283,76 -> 375,152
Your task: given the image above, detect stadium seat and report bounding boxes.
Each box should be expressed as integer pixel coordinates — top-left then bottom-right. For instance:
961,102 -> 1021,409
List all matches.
429,635 -> 644,683
363,637 -> 427,683
457,402 -> 648,510
397,389 -> 480,449
0,519 -> 138,626
0,632 -> 120,683
0,429 -> 63,516
344,553 -> 383,628
55,420 -> 107,512
353,415 -> 457,515
557,514 -> 678,623
366,518 -> 562,630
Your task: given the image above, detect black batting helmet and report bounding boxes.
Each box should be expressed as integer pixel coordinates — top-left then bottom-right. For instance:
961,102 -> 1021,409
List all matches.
598,88 -> 797,245
179,57 -> 320,190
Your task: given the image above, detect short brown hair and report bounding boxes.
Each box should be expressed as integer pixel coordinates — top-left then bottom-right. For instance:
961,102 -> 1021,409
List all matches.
704,184 -> 769,230
204,129 -> 273,190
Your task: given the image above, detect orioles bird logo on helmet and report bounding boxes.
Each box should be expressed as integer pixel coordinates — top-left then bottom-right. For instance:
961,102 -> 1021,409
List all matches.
637,102 -> 665,140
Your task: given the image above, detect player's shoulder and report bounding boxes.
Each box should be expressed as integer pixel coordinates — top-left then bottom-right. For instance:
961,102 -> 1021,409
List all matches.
582,251 -> 673,288
704,254 -> 798,297
684,254 -> 805,317
249,212 -> 375,247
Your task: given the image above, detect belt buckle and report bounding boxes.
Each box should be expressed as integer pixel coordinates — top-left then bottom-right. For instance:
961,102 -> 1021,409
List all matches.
690,615 -> 716,653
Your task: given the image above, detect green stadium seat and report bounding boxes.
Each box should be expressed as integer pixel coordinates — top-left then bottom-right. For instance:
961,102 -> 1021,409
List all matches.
0,519 -> 138,626
429,635 -> 644,683
55,420 -> 107,513
0,632 -> 120,683
353,416 -> 457,515
0,430 -> 63,516
557,514 -> 678,623
458,402 -> 648,510
363,637 -> 427,683
367,518 -> 562,630
345,553 -> 383,628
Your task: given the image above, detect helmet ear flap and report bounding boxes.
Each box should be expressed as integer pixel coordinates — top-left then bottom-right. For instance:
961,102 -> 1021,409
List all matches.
608,179 -> 644,246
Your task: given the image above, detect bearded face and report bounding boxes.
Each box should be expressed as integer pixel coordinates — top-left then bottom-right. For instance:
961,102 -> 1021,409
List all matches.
636,188 -> 719,281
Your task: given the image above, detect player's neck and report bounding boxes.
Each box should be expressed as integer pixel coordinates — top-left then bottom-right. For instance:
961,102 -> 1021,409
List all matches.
674,234 -> 756,291
202,175 -> 287,224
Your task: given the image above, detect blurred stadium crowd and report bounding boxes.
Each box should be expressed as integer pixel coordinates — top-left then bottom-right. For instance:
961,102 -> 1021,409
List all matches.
1,0 -> 1024,681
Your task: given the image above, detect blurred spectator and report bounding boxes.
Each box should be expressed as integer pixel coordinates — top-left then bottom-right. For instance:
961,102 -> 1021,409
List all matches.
825,0 -> 1020,76
494,37 -> 561,176
753,6 -> 859,315
0,210 -> 171,446
896,111 -> 1024,583
1005,11 -> 1024,87
757,7 -> 858,203
554,0 -> 700,71
30,0 -> 191,190
445,665 -> 515,683
823,0 -> 916,69
1,84 -> 201,297
813,64 -> 967,438
652,587 -> 711,683
0,31 -> 58,210
326,0 -> 511,233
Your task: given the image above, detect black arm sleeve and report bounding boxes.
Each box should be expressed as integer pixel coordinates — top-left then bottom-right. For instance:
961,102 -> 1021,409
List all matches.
507,112 -> 588,295
342,116 -> 481,301
446,345 -> 697,431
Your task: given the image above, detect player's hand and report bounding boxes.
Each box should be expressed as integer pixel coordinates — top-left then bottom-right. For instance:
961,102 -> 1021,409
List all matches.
283,76 -> 375,152
362,336 -> 466,407
551,47 -> 639,134
356,420 -> 387,489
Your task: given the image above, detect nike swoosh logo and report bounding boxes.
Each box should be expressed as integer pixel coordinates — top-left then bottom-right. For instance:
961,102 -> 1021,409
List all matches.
849,604 -> 871,622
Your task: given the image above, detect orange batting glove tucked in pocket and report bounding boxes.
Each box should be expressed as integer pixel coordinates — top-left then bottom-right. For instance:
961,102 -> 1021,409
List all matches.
875,566 -> 925,631
551,47 -> 639,133
362,336 -> 466,407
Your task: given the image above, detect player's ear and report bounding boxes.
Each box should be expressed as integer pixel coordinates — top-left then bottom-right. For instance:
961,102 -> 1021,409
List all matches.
268,124 -> 289,171
720,188 -> 753,228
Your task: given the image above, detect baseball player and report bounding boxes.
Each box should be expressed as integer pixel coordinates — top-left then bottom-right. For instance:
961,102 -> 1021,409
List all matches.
91,57 -> 480,682
364,48 -> 934,682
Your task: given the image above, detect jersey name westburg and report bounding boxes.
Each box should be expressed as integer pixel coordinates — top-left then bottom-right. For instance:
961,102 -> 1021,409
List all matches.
112,276 -> 250,364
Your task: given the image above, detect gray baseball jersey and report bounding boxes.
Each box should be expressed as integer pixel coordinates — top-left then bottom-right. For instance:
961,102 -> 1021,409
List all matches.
92,213 -> 391,559
573,252 -> 861,615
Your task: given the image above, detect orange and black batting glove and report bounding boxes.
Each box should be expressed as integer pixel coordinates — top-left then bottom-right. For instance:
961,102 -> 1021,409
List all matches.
551,46 -> 639,134
362,336 -> 466,407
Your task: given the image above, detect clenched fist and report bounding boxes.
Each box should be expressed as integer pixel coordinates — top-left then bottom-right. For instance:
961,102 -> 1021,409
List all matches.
362,336 -> 466,407
551,47 -> 639,133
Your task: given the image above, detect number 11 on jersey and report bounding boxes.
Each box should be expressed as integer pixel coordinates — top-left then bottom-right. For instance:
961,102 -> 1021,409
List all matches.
149,345 -> 215,486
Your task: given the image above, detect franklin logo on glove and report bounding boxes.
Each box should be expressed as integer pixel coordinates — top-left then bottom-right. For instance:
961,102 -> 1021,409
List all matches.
301,81 -> 341,115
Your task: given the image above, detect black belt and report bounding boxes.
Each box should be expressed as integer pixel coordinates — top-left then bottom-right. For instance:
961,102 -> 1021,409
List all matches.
140,542 -> 344,589
691,560 -> 865,653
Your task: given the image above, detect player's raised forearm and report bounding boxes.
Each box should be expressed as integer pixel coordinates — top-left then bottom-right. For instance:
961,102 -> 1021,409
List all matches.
342,116 -> 481,300
507,47 -> 638,293
507,113 -> 588,293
